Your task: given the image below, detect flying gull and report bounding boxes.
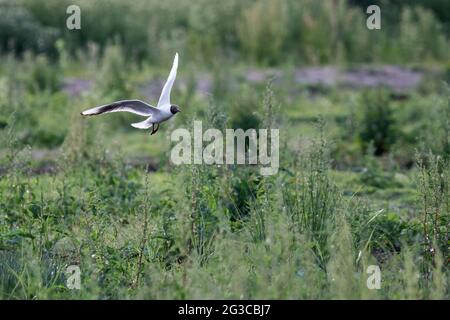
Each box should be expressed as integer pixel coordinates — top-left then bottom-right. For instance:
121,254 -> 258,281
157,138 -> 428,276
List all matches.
81,53 -> 181,135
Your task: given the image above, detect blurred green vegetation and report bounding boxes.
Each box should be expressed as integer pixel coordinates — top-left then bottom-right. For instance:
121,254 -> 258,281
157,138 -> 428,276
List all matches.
0,0 -> 449,65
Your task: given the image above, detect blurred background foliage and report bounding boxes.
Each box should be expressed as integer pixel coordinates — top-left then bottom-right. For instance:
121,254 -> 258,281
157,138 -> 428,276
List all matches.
0,0 -> 448,65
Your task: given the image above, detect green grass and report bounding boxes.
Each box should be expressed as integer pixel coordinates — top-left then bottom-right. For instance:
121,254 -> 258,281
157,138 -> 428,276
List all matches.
0,71 -> 448,298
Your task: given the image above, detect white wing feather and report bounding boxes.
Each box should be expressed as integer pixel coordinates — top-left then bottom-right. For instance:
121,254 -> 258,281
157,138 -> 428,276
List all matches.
81,100 -> 158,117
157,53 -> 178,109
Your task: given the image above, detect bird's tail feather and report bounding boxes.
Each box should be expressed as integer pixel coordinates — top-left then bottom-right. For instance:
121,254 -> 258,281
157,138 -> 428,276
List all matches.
131,118 -> 153,129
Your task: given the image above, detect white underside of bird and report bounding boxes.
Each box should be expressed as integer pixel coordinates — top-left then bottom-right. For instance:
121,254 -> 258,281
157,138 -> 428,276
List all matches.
81,53 -> 181,135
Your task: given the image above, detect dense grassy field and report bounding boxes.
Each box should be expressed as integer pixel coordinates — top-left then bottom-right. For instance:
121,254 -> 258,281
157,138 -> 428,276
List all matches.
0,0 -> 449,299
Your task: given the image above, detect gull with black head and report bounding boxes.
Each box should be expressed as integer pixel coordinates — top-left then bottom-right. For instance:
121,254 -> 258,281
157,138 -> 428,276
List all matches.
81,53 -> 181,135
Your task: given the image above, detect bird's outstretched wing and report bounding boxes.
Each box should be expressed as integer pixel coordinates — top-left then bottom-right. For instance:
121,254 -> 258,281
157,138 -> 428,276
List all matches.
157,53 -> 178,109
81,99 -> 159,117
